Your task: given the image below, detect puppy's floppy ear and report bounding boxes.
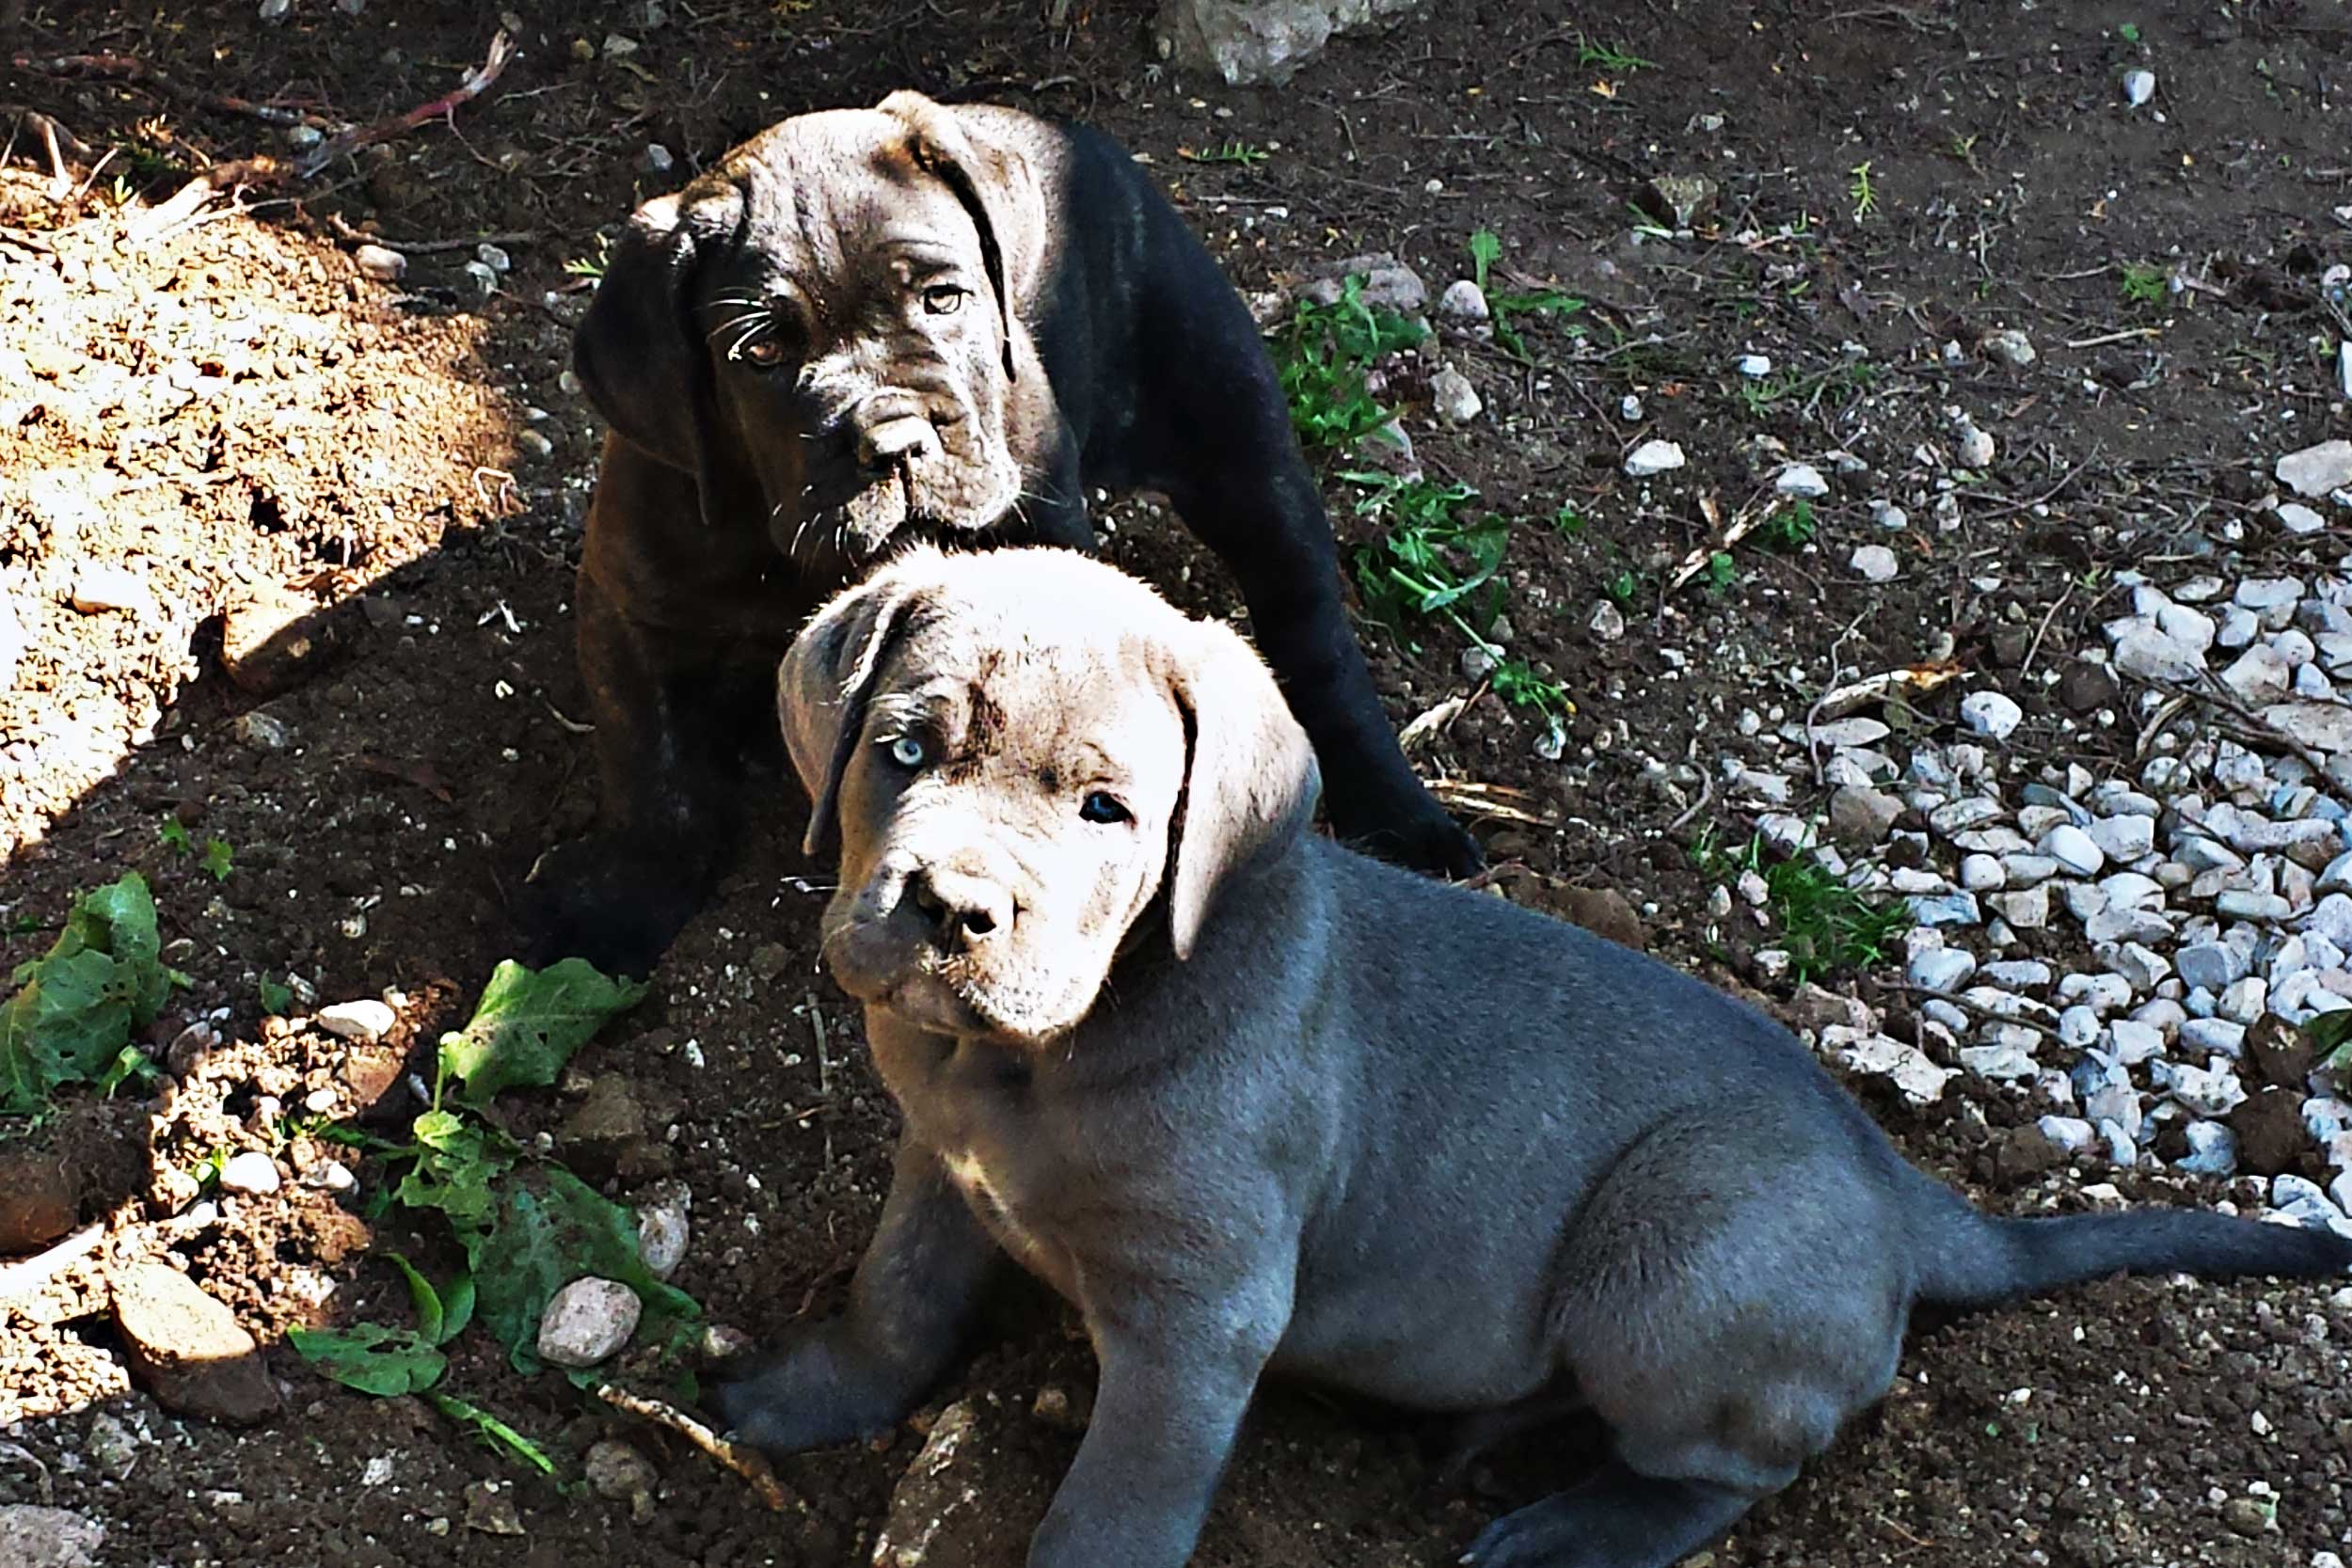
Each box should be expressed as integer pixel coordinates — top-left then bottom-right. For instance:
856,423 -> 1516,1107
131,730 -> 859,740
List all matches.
875,91 -> 1045,384
573,178 -> 749,529
1164,619 -> 1323,959
778,562 -> 935,860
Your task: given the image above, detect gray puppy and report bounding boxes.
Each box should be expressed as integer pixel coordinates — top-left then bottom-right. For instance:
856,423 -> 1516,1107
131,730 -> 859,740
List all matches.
723,546 -> 2351,1568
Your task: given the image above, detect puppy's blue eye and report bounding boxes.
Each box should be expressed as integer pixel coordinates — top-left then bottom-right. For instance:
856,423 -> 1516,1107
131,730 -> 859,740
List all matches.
888,736 -> 928,769
1079,792 -> 1130,825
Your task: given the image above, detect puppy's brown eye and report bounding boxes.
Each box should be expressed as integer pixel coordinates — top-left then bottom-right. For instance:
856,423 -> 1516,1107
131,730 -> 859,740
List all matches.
739,337 -> 786,370
1079,792 -> 1131,825
921,284 -> 968,316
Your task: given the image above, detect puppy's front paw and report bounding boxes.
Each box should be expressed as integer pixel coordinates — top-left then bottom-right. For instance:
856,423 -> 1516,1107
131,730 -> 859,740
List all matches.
709,1333 -> 914,1455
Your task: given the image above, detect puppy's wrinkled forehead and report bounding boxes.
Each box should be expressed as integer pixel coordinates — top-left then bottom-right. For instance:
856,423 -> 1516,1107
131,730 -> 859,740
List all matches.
723,112 -> 974,273
874,590 -> 1172,778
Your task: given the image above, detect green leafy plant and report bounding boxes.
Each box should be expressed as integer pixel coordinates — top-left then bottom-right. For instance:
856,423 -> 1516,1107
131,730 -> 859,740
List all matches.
2306,1010 -> 2352,1078
1574,32 -> 1657,72
1275,277 -> 1426,450
1693,831 -> 1913,983
158,816 -> 194,854
1,875 -> 183,1115
1703,551 -> 1740,594
1550,503 -> 1586,538
2117,22 -> 2142,44
199,838 -> 234,882
290,1256 -> 553,1472
440,958 -> 651,1106
1758,499 -> 1817,551
2119,261 -> 2169,307
96,1046 -> 162,1099
1464,230 -> 1585,362
1492,659 -> 1571,717
1848,160 -> 1877,222
258,974 -> 294,1017
1603,567 -> 1643,605
1341,473 -> 1507,646
562,235 -> 612,280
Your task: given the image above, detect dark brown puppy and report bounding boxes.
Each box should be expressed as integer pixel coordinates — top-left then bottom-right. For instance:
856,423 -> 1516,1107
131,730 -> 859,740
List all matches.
522,90 -> 1477,975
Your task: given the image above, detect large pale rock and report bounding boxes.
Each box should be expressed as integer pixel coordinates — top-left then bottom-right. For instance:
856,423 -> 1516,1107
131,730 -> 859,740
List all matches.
1155,0 -> 1429,85
112,1262 -> 281,1425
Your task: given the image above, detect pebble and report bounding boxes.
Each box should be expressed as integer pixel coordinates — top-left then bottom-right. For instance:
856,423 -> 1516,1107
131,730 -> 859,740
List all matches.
1960,1042 -> 2040,1082
0,1507 -> 104,1568
2042,823 -> 2106,877
2109,626 -> 2207,682
1959,690 -> 2023,741
1980,328 -> 2037,368
1959,853 -> 2006,892
2038,1116 -> 2096,1154
352,244 -> 406,281
2276,440 -> 2352,499
2086,814 -> 2155,861
1908,891 -> 1983,927
1822,1028 -> 1956,1104
2279,502 -> 2328,536
1988,885 -> 2050,930
2177,942 -> 2250,992
1735,353 -> 1772,378
643,142 -> 675,176
2153,1058 -> 2248,1118
1431,367 -> 1482,424
316,999 -> 397,1044
2181,1018 -> 2248,1058
584,1440 -> 660,1523
1956,423 -> 1996,469
2216,890 -> 2294,923
1908,947 -> 1978,992
259,0 -> 292,19
537,1277 -> 642,1367
1851,545 -> 1899,583
1436,279 -> 1489,323
1828,785 -> 1902,844
1773,463 -> 1829,499
232,710 -> 294,752
2178,1119 -> 2239,1176
1624,438 -> 1685,478
636,1187 -> 691,1281
218,1151 -> 281,1195
2122,68 -> 2156,107
1588,601 -> 1625,642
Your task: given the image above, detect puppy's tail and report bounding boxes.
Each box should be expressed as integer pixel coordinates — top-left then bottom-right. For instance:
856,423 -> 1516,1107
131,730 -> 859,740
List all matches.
1916,1194 -> 2352,1309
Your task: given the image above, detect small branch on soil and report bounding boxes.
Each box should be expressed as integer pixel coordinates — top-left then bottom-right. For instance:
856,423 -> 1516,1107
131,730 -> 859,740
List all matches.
322,210 -> 538,254
126,29 -> 514,247
2062,326 -> 2161,350
810,992 -> 834,1171
2157,673 -> 2336,780
594,1384 -> 792,1513
1876,983 -> 2064,1045
7,50 -> 341,131
0,1222 -> 104,1307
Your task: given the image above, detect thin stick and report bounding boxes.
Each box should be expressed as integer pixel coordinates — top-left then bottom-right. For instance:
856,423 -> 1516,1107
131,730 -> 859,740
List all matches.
1878,983 -> 2065,1045
324,210 -> 537,254
2062,326 -> 2161,350
8,50 -> 340,130
594,1384 -> 791,1513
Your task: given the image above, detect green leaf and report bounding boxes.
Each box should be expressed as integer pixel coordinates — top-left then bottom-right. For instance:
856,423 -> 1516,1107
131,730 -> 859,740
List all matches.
288,1323 -> 448,1397
427,1393 -> 555,1474
1468,228 -> 1502,292
385,1252 -> 444,1346
199,839 -> 234,882
0,875 -> 167,1115
437,1274 -> 477,1346
96,1046 -> 161,1099
392,1110 -> 515,1236
469,1165 -> 699,1373
158,817 -> 193,853
2306,1009 -> 2352,1074
258,974 -> 294,1017
439,958 -> 650,1106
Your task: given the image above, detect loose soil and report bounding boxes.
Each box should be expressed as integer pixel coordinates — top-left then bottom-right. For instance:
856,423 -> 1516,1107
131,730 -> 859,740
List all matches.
5,2 -> 2351,1565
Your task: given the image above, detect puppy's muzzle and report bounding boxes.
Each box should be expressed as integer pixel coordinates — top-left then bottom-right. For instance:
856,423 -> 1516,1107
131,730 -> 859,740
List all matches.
853,388 -> 955,476
825,848 -> 1019,1030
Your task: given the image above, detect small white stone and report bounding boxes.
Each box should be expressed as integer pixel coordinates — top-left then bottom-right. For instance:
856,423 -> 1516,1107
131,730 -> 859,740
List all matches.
2122,68 -> 2156,107
537,1278 -> 643,1368
352,244 -> 406,282
1431,367 -> 1482,424
1589,601 -> 1625,642
2086,814 -> 2155,861
2276,440 -> 2352,499
1850,545 -> 1899,583
1436,279 -> 1489,323
1957,424 -> 1995,468
1774,463 -> 1830,499
315,1000 -> 397,1045
1960,690 -> 2023,741
218,1152 -> 281,1196
2042,823 -> 2106,878
1735,353 -> 1773,378
1624,439 -> 1685,477
1909,947 -> 1978,991
69,563 -> 155,617
2278,502 -> 2328,536
636,1189 -> 691,1282
1959,853 -> 2008,892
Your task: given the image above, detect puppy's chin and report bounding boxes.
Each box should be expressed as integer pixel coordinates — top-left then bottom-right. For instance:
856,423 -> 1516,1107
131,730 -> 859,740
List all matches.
783,459 -> 1023,563
824,933 -> 1091,1045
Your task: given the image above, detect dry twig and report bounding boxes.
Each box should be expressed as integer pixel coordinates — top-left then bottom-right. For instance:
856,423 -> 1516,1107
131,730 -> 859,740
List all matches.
594,1384 -> 792,1513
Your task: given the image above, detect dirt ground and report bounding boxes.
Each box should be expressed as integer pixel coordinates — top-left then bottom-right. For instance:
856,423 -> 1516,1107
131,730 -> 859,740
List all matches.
5,1 -> 2352,1564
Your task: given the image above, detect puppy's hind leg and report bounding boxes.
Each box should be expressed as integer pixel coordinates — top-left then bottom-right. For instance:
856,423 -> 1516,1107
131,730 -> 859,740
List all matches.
1466,1109 -> 1913,1568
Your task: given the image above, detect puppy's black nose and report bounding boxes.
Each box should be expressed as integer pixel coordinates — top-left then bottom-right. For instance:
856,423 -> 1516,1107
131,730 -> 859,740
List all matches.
908,865 -> 1011,943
